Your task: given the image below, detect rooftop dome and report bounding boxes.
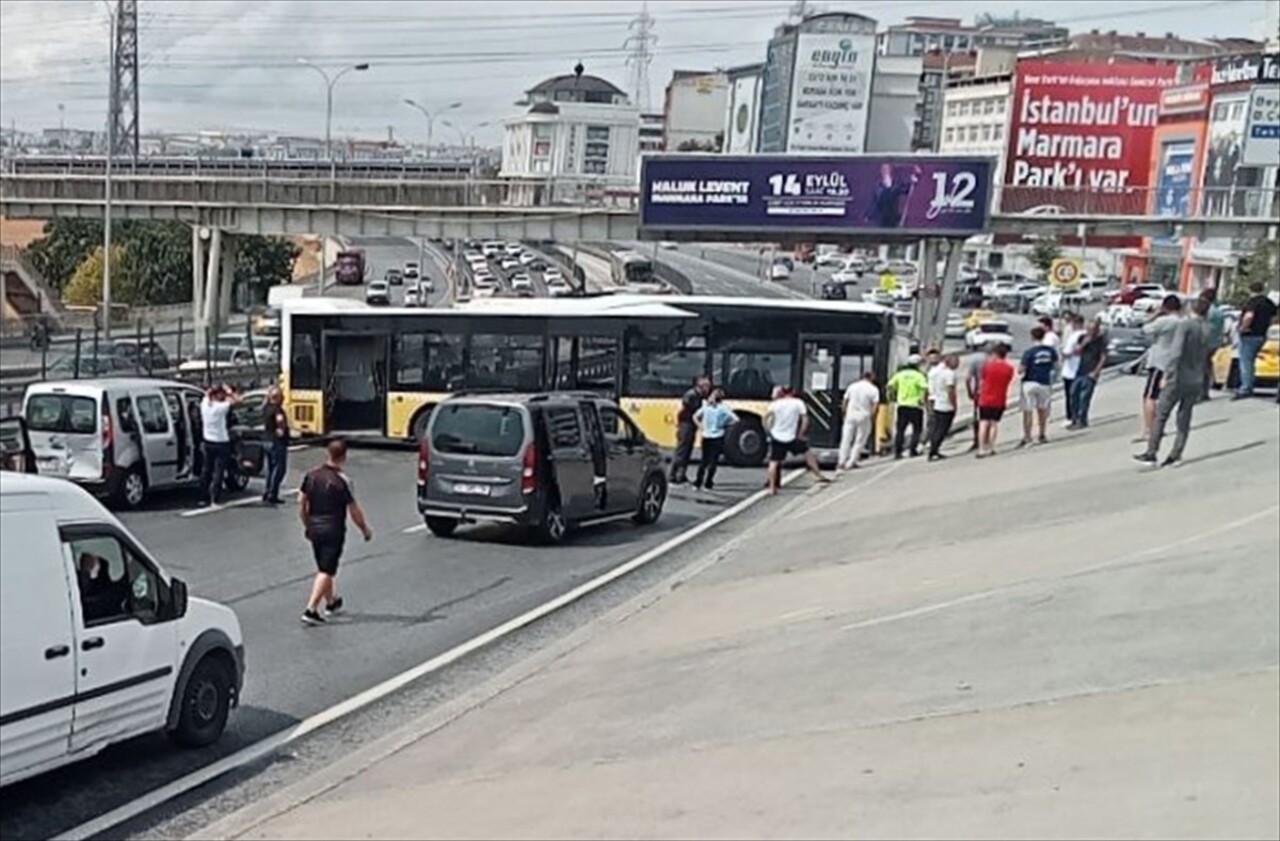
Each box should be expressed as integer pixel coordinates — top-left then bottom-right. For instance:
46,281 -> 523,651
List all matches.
524,73 -> 628,105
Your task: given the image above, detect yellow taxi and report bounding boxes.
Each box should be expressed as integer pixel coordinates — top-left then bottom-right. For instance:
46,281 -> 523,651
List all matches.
963,309 -> 997,331
1213,324 -> 1280,390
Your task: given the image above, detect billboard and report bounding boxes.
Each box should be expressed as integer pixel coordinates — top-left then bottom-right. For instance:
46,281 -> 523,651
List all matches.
724,69 -> 764,155
1201,92 -> 1266,217
787,31 -> 876,153
1155,140 -> 1196,217
639,155 -> 994,238
1003,59 -> 1177,214
1242,83 -> 1280,166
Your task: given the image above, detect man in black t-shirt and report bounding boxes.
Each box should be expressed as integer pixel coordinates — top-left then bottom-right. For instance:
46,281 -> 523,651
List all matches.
261,386 -> 291,505
670,376 -> 711,485
1234,282 -> 1278,399
298,439 -> 372,625
1069,318 -> 1109,429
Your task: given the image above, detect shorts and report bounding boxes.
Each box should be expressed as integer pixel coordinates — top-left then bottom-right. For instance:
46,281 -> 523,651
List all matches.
977,405 -> 1005,422
1143,369 -> 1164,400
1022,381 -> 1053,411
309,533 -> 345,576
768,438 -> 809,463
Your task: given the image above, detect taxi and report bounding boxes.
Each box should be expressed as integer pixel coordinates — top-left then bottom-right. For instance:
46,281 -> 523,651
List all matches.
963,308 -> 998,331
1213,324 -> 1280,390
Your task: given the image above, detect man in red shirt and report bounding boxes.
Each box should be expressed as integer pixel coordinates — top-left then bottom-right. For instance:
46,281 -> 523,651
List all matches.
976,343 -> 1016,458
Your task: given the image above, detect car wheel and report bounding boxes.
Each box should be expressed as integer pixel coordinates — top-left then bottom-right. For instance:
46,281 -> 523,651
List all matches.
114,467 -> 147,509
633,474 -> 667,525
170,655 -> 232,747
535,495 -> 568,545
725,417 -> 766,467
425,516 -> 457,538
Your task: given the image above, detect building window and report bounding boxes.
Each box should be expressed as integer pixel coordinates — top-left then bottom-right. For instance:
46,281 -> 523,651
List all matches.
996,98 -> 1006,113
945,127 -> 955,145
983,99 -> 995,115
981,124 -> 992,141
994,123 -> 1004,140
968,126 -> 979,142
583,124 -> 609,175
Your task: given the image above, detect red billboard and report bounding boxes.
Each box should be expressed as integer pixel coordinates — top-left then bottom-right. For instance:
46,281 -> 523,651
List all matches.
1002,59 -> 1178,215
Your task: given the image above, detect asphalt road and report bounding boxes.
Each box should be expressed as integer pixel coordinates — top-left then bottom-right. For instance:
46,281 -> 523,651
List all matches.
335,236 -> 451,307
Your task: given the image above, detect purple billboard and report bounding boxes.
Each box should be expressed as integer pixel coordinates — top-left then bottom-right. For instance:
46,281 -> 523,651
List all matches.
639,154 -> 995,239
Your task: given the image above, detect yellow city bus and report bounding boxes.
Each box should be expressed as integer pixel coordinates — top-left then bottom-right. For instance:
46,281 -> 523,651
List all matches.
280,295 -> 898,466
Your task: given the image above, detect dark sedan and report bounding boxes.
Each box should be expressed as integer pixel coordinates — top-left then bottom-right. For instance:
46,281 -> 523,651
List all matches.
1107,332 -> 1150,372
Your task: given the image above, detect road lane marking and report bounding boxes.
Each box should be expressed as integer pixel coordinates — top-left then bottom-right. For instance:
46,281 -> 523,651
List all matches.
838,503 -> 1280,634
52,469 -> 808,841
802,461 -> 904,518
178,489 -> 298,518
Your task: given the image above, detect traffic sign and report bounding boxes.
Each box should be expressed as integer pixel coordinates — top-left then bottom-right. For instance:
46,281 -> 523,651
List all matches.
1049,258 -> 1082,289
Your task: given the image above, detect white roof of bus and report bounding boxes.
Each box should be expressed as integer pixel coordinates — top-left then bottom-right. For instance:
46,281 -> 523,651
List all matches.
606,293 -> 891,316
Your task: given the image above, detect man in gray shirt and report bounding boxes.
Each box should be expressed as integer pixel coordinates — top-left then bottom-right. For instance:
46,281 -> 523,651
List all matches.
1139,294 -> 1184,442
1136,298 -> 1210,468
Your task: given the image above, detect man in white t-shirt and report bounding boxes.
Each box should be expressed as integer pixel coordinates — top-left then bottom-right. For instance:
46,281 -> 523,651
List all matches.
838,371 -> 880,471
1038,316 -> 1061,351
764,387 -> 829,494
926,354 -> 960,461
1059,313 -> 1086,428
197,383 -> 242,507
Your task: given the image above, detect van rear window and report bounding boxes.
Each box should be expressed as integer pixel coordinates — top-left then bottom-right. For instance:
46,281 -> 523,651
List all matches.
431,404 -> 524,457
26,394 -> 98,434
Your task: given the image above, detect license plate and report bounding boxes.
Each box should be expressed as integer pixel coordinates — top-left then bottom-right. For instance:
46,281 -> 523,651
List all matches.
453,483 -> 491,496
37,457 -> 66,476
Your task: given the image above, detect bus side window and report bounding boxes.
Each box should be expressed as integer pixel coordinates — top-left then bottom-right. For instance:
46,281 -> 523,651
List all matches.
291,332 -> 320,389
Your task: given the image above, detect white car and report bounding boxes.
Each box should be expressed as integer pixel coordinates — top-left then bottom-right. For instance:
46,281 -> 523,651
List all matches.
1100,304 -> 1137,328
878,260 -> 918,278
402,261 -> 420,281
862,289 -> 895,306
944,312 -> 967,339
658,241 -> 679,250
814,250 -> 845,267
768,262 -> 791,281
1131,296 -> 1162,319
831,268 -> 862,285
546,278 -> 571,297
472,285 -> 496,298
500,258 -> 520,272
510,273 -> 532,291
504,243 -> 522,257
472,271 -> 496,289
0,474 -> 245,787
966,320 -> 1014,349
404,286 -> 421,307
481,241 -> 503,258
543,267 -> 564,283
518,251 -> 536,265
365,280 -> 391,306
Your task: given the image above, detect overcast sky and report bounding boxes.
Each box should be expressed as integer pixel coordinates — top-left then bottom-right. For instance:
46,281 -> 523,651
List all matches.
0,0 -> 1272,146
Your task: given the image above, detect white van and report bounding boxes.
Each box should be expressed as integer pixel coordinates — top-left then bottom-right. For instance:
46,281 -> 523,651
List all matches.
0,473 -> 245,787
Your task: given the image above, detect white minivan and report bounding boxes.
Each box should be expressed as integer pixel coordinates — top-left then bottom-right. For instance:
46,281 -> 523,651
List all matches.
0,473 -> 245,787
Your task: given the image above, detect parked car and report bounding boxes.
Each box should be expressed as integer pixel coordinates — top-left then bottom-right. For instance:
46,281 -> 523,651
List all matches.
1031,291 -> 1085,318
214,332 -> 279,364
418,393 -> 667,544
1107,332 -> 1151,371
47,354 -> 138,379
831,267 -> 862,285
177,345 -> 256,373
384,268 -> 404,286
0,472 -> 245,787
253,305 -> 283,337
22,379 -> 262,509
944,312 -> 967,339
814,250 -> 846,268
109,340 -> 172,373
965,320 -> 1015,350
1111,283 -> 1167,306
365,280 -> 391,306
1131,296 -> 1162,319
1100,304 -> 1138,329
0,416 -> 36,474
1213,324 -> 1279,391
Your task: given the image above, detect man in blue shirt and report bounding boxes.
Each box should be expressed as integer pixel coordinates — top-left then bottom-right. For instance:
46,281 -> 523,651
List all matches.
693,388 -> 738,491
1018,326 -> 1059,446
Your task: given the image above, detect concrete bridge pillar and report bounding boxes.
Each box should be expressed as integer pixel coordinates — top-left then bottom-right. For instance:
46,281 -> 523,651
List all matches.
192,225 -> 207,347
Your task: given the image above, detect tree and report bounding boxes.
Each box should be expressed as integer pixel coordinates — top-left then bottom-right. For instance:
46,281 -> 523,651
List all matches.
1029,237 -> 1062,282
1229,237 -> 1279,306
24,219 -> 103,294
62,245 -> 134,307
235,236 -> 301,304
675,138 -> 718,152
118,221 -> 193,305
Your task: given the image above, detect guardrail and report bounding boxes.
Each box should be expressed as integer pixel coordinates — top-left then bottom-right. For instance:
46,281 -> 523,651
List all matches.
3,155 -> 477,180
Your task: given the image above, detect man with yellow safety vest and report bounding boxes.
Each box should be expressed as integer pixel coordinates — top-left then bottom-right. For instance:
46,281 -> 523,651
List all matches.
887,355 -> 929,460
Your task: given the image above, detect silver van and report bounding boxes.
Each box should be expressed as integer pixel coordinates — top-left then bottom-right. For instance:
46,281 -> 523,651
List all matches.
417,393 -> 667,544
22,378 -> 261,509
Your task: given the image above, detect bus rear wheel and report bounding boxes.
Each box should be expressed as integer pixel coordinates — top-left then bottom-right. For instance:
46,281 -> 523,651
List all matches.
725,417 -> 766,467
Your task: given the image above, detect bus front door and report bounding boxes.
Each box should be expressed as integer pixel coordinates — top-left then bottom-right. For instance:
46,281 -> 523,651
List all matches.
799,339 -> 874,453
323,332 -> 389,434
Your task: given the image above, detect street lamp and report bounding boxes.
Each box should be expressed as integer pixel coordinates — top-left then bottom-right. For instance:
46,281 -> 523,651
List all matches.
403,99 -> 461,155
440,120 -> 490,155
296,58 -> 370,158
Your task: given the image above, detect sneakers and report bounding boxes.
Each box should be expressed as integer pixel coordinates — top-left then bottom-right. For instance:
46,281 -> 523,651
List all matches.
300,609 -> 326,625
325,597 -> 345,616
1132,453 -> 1158,465
1161,456 -> 1182,468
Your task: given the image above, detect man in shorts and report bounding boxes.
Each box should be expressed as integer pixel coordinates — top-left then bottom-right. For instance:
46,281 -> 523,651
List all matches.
976,343 -> 1016,458
298,439 -> 372,625
764,387 -> 828,495
1018,326 -> 1059,447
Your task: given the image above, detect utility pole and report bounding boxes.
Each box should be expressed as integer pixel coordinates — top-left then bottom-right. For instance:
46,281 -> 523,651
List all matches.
109,0 -> 139,159
624,2 -> 657,111
101,0 -> 118,337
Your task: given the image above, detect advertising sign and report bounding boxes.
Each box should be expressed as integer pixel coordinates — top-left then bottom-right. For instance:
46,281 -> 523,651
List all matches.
1155,140 -> 1196,217
1211,52 -> 1280,87
787,31 -> 876,153
1242,84 -> 1280,166
1003,59 -> 1177,214
1049,258 -> 1081,289
1201,92 -> 1265,218
639,155 -> 994,238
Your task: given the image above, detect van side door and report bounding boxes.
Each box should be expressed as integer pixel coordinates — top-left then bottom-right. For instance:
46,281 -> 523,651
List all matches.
543,405 -> 592,519
0,502 -> 76,785
60,526 -> 178,753
133,390 -> 180,488
596,403 -> 642,514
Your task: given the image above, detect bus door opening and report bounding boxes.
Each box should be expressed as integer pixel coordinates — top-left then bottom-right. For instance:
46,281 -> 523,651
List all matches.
799,339 -> 873,451
325,333 -> 389,433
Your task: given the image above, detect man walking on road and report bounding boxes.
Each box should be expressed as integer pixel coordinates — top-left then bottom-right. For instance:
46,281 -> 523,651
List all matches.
197,383 -> 242,508
262,386 -> 290,505
926,354 -> 959,461
1140,294 -> 1184,441
1068,318 -> 1108,429
1018,326 -> 1059,447
1233,282 -> 1278,400
764,387 -> 828,494
887,355 -> 928,460
299,439 -> 372,625
1136,299 -> 1211,468
838,371 -> 880,471
977,343 -> 1016,458
670,376 -> 711,484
